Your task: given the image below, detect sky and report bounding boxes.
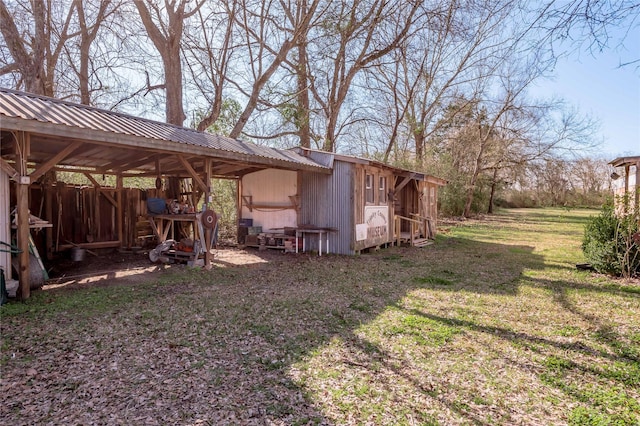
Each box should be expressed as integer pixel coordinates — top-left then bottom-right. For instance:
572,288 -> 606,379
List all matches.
534,34 -> 640,160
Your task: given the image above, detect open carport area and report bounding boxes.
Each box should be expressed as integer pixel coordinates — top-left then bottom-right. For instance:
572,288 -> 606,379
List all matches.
0,88 -> 328,299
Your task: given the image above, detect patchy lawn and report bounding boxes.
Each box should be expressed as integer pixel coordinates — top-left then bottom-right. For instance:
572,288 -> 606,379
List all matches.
1,208 -> 639,425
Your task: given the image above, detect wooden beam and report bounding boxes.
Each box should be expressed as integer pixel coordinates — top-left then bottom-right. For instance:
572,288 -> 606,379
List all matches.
29,141 -> 82,182
177,155 -> 208,193
395,176 -> 412,192
116,175 -> 123,248
204,158 -> 213,270
83,173 -> 117,207
15,132 -> 30,299
0,158 -> 18,180
57,240 -> 121,250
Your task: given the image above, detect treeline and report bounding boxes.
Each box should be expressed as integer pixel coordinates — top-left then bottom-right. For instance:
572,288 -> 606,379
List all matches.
1,0 -> 634,215
437,157 -> 613,216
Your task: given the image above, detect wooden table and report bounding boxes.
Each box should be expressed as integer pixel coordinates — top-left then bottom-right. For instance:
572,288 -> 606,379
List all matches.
295,226 -> 337,256
147,213 -> 202,243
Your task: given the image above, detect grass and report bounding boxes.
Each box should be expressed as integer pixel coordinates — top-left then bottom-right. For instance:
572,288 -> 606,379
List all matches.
1,207 -> 639,425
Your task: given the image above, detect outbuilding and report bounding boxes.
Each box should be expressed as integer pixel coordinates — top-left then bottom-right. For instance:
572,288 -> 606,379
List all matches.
0,88 -> 328,299
238,149 -> 446,255
1,88 -> 446,299
609,156 -> 640,213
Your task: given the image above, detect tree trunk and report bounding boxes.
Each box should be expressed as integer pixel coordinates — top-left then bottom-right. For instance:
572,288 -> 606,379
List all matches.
487,167 -> 498,214
164,52 -> 186,125
135,0 -> 195,126
322,111 -> 337,152
297,38 -> 311,148
415,130 -> 425,169
464,124 -> 487,218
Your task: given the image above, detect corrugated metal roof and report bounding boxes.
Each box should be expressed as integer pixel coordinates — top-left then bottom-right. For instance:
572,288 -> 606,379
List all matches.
295,147 -> 446,184
0,88 -> 327,172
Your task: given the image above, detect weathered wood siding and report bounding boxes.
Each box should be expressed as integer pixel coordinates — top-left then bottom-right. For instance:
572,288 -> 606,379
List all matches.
353,164 -> 394,252
0,171 -> 11,280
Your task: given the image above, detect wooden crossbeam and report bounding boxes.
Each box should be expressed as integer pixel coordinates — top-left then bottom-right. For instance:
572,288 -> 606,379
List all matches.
83,173 -> 118,207
30,141 -> 82,181
177,155 -> 208,193
395,176 -> 413,192
0,158 -> 18,180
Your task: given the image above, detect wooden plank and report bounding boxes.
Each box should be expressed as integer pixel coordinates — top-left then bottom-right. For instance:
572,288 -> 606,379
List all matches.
57,240 -> 122,250
30,141 -> 82,182
0,170 -> 11,280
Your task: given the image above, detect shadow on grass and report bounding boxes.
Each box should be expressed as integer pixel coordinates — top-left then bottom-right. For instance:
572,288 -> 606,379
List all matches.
2,232 -> 636,424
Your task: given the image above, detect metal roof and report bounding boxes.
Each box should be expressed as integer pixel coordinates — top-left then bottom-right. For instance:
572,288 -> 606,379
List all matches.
0,88 -> 328,173
295,147 -> 447,185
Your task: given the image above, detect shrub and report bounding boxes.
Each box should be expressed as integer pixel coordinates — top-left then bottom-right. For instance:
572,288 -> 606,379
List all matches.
582,200 -> 640,277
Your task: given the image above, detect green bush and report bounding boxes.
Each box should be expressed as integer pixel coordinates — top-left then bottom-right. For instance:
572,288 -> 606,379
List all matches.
582,200 -> 640,277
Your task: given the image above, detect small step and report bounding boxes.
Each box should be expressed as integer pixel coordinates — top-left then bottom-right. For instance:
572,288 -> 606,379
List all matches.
412,238 -> 433,247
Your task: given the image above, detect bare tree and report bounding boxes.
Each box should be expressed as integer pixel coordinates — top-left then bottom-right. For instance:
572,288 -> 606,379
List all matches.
134,0 -> 204,125
226,0 -> 320,140
183,1 -> 238,132
538,0 -> 640,62
304,0 -> 420,152
0,0 -> 77,96
58,0 -> 120,105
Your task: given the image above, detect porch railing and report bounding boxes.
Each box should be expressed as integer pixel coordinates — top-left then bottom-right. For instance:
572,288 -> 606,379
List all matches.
410,213 -> 435,239
394,215 -> 421,247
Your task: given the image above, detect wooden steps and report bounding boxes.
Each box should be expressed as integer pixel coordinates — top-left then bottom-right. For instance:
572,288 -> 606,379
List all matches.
398,232 -> 433,247
411,238 -> 433,247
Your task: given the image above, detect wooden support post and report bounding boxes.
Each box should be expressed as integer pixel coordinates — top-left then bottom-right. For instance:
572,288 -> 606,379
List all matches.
45,183 -> 53,259
204,158 -> 213,269
17,181 -> 30,299
116,174 -> 123,248
155,157 -> 162,197
15,132 -> 30,300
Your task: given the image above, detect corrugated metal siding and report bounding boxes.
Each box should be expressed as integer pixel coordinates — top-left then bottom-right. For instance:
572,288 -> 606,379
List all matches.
0,88 -> 325,171
300,160 -> 354,255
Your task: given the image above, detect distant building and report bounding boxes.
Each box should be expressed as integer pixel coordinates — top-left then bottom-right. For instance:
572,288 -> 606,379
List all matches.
609,156 -> 640,213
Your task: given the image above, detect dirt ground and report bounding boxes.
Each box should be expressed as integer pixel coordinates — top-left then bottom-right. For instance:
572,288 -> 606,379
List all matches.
42,243 -> 306,291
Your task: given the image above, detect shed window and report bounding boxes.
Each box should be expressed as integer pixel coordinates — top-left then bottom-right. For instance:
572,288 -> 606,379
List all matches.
365,173 -> 374,203
379,176 -> 387,204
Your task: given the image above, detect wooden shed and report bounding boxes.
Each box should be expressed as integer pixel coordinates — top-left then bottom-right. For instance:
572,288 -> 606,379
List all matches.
238,148 -> 446,255
609,156 -> 640,212
0,88 -> 328,299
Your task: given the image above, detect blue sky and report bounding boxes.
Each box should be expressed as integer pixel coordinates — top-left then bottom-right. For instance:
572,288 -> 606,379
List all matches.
534,33 -> 639,160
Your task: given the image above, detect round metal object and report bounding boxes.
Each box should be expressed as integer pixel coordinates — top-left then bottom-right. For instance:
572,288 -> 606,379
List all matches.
149,249 -> 160,263
201,210 -> 217,229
